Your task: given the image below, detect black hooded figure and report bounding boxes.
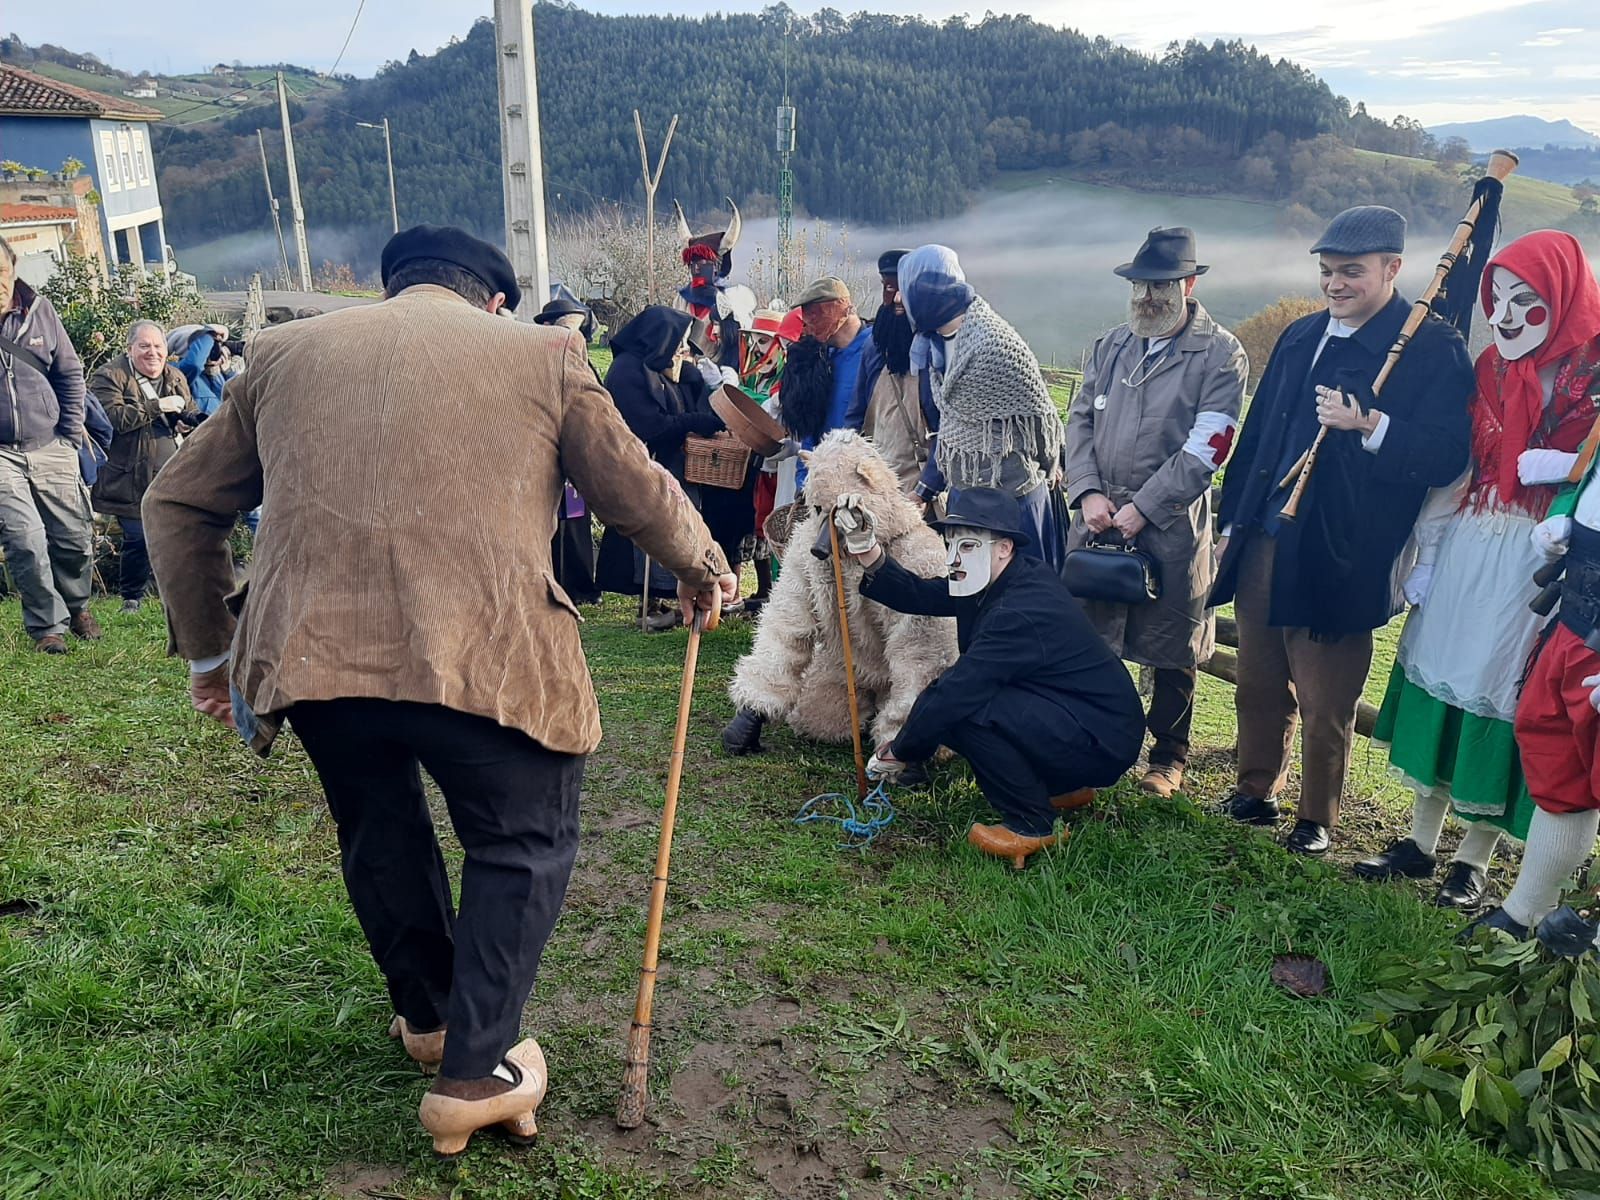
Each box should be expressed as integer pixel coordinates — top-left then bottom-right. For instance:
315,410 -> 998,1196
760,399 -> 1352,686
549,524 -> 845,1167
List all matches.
595,306 -> 726,599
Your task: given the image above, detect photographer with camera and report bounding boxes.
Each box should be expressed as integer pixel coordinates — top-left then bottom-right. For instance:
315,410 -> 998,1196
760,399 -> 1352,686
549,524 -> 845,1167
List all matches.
90,320 -> 199,612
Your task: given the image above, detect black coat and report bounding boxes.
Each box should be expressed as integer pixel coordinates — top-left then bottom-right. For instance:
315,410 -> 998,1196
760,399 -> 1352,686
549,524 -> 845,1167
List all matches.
1212,293 -> 1473,636
861,553 -> 1144,769
603,307 -> 722,480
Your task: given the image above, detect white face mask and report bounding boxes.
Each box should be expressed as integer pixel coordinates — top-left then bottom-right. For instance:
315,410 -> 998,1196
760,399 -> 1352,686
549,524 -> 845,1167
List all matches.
945,528 -> 996,597
1487,266 -> 1551,362
1128,279 -> 1185,339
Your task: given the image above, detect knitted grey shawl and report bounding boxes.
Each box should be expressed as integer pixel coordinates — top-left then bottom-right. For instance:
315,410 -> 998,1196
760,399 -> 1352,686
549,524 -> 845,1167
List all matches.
931,296 -> 1063,489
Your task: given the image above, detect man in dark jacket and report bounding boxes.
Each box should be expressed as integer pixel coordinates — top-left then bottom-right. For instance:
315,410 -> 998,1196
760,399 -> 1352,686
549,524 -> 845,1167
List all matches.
0,234 -> 99,651
837,487 -> 1144,868
1210,205 -> 1474,854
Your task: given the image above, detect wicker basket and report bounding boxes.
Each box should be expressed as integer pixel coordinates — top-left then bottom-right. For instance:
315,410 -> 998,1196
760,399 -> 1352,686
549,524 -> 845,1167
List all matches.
684,432 -> 752,489
763,500 -> 802,552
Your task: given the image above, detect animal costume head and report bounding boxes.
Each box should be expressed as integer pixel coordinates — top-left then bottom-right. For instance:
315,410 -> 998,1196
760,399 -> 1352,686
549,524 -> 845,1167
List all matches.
801,430 -> 925,544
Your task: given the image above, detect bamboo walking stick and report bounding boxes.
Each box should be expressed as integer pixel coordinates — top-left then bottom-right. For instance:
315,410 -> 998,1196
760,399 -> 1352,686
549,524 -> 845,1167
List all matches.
828,515 -> 871,802
1276,149 -> 1519,520
616,588 -> 721,1130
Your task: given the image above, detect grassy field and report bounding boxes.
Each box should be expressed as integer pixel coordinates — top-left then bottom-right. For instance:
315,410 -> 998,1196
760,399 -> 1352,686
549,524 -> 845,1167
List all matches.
10,61 -> 341,129
1349,149 -> 1582,234
0,577 -> 1556,1199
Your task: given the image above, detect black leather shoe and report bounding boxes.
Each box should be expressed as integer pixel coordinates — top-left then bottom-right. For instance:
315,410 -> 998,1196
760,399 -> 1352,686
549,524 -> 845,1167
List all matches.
1285,819 -> 1330,855
1352,837 -> 1436,881
720,708 -> 766,756
1433,861 -> 1486,910
1222,791 -> 1281,827
1459,906 -> 1529,943
1536,906 -> 1600,958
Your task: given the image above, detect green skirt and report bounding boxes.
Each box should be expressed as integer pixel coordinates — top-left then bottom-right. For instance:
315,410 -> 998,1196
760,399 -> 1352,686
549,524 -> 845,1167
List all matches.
1372,665 -> 1533,841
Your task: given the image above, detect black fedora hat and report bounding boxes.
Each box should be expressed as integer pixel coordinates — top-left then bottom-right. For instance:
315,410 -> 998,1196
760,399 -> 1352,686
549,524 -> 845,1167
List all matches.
931,487 -> 1032,548
1113,226 -> 1209,281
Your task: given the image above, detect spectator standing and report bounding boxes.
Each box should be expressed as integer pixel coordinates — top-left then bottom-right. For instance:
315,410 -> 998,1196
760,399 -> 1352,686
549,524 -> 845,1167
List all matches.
90,320 -> 198,612
0,233 -> 99,651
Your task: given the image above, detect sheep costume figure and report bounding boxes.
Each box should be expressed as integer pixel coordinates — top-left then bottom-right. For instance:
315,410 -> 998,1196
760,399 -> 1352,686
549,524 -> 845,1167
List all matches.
721,430 -> 959,756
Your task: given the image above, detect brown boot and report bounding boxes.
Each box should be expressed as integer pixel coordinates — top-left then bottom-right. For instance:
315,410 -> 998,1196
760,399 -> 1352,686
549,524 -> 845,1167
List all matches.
419,1038 -> 547,1156
33,634 -> 67,655
69,610 -> 104,641
389,1015 -> 446,1074
967,823 -> 1059,870
1138,762 -> 1183,799
1051,788 -> 1096,811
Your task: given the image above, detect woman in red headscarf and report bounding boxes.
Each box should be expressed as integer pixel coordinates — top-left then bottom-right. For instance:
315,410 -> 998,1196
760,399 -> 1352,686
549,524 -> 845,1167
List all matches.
1362,230 -> 1600,910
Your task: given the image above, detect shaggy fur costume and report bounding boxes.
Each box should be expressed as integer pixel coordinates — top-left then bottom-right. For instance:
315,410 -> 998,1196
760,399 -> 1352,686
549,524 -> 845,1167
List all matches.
729,430 -> 959,746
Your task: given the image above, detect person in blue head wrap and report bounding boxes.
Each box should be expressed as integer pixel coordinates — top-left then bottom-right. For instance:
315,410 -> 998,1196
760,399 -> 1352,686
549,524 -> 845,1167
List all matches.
898,245 -> 1066,567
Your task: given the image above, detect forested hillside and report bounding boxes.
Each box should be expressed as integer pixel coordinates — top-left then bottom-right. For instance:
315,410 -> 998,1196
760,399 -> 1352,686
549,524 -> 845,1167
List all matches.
143,3 -> 1430,259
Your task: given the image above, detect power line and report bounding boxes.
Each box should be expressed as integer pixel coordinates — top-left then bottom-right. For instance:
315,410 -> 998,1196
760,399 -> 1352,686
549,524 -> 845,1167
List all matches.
326,0 -> 368,79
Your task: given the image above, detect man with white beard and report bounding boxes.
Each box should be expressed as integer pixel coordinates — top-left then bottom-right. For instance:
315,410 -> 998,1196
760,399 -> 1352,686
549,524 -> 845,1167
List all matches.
1065,227 -> 1247,799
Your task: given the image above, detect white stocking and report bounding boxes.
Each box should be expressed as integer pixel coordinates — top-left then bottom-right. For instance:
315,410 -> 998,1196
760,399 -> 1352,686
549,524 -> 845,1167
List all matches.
1500,808 -> 1600,928
1408,789 -> 1450,856
1451,822 -> 1502,871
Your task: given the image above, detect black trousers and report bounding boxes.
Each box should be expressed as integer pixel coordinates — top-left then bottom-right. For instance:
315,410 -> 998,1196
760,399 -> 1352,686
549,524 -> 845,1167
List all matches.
1147,666 -> 1197,767
288,698 -> 584,1078
942,700 -> 1126,838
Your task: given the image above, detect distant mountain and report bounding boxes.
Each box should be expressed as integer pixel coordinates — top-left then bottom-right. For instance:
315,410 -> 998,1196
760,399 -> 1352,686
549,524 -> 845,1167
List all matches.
1427,115 -> 1600,152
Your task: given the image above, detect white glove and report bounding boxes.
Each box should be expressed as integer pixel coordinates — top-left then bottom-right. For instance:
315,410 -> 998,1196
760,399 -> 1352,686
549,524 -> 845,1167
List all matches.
1519,449 -> 1580,487
1402,562 -> 1434,607
1584,674 -> 1600,716
832,492 -> 879,556
866,750 -> 905,782
157,395 -> 187,414
718,365 -> 740,387
695,360 -> 724,389
768,437 -> 802,463
1532,515 -> 1573,561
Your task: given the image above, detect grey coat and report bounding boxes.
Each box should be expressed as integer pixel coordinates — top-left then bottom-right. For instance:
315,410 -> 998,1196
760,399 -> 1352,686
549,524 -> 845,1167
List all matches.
1064,300 -> 1247,668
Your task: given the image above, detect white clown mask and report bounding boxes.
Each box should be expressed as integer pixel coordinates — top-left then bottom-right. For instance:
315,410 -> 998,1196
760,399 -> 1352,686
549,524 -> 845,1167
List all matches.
945,527 -> 997,597
1487,266 -> 1551,362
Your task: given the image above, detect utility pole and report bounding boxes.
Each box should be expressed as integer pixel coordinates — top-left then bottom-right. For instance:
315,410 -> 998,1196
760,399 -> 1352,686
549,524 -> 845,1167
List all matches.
357,117 -> 399,233
776,24 -> 796,298
492,0 -> 551,315
256,129 -> 293,289
275,71 -> 312,290
632,110 -> 678,305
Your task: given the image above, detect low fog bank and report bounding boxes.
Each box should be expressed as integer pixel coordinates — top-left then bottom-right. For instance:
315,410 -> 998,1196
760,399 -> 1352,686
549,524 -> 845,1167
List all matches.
174,178 -> 1598,364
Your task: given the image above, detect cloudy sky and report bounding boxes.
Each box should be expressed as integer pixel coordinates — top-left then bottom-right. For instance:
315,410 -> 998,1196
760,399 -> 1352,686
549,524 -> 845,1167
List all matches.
15,0 -> 1598,130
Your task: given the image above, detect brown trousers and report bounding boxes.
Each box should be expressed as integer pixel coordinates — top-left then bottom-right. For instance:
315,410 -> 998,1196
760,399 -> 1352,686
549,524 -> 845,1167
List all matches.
1232,534 -> 1373,826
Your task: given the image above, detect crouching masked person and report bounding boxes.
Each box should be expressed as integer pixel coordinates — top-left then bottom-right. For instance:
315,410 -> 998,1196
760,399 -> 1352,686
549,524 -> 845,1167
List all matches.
836,487 -> 1144,869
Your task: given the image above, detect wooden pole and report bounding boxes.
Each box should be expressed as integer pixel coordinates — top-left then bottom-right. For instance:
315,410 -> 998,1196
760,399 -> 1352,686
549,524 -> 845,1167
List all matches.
828,519 -> 869,801
633,110 -> 677,305
616,592 -> 721,1129
275,72 -> 312,290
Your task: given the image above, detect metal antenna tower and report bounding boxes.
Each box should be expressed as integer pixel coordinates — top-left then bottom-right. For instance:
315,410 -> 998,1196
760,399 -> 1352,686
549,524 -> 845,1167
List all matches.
775,28 -> 796,299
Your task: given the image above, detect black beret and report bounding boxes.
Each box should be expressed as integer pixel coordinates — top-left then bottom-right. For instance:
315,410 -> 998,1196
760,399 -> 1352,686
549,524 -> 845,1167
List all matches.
878,248 -> 913,276
381,224 -> 521,311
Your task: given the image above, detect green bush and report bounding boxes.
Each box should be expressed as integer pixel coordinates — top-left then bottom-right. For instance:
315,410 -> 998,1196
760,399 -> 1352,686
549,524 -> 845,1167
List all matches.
41,252 -> 206,374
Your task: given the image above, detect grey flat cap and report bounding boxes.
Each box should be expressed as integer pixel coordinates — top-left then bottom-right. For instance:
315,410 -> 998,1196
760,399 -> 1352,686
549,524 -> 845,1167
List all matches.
1310,205 -> 1406,256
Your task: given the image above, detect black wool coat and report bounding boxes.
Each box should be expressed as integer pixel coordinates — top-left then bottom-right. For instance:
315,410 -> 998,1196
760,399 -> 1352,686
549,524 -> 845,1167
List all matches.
1211,293 -> 1474,637
862,553 -> 1144,772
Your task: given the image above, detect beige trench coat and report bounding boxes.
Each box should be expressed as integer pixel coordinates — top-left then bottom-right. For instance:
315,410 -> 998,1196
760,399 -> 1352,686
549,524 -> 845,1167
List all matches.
1064,300 -> 1247,668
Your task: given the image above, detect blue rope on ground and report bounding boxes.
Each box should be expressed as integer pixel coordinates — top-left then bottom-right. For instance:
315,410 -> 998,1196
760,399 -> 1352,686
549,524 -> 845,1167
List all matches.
795,782 -> 896,849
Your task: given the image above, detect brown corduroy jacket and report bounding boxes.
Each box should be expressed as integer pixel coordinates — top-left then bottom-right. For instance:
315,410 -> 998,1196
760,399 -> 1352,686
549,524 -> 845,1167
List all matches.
142,284 -> 729,756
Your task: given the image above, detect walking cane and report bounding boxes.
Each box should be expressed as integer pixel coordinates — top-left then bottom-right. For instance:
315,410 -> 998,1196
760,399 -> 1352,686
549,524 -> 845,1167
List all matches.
616,586 -> 721,1130
827,516 -> 870,802
639,553 -> 652,631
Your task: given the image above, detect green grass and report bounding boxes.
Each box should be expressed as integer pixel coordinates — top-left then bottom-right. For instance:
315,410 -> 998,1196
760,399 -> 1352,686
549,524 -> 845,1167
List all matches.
0,587 -> 1551,1198
9,61 -> 342,130
1350,149 -> 1581,233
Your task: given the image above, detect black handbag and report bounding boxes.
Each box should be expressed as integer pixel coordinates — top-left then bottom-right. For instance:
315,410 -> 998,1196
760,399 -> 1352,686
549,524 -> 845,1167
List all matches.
1062,533 -> 1162,605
